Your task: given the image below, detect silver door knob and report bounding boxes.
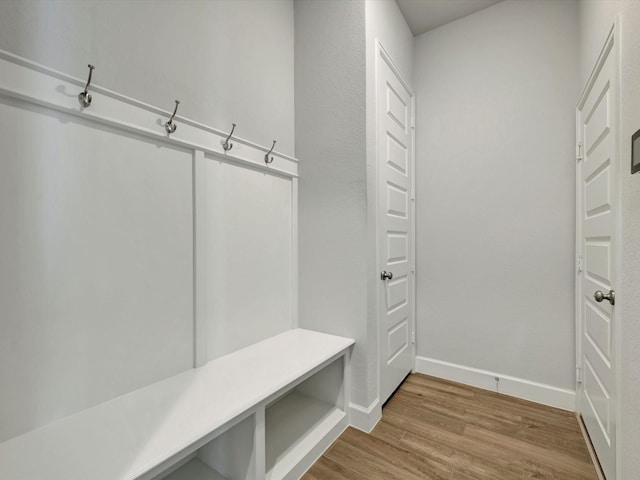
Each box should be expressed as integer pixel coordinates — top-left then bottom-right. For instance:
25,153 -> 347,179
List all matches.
594,290 -> 615,306
381,271 -> 393,280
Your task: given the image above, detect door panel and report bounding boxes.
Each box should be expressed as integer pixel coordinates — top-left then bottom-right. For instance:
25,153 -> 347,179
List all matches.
387,233 -> 408,264
585,162 -> 611,216
386,83 -> 408,130
584,89 -> 610,156
388,318 -> 409,359
387,181 -> 408,218
577,29 -> 617,480
585,303 -> 611,360
387,135 -> 408,174
585,241 -> 610,284
377,45 -> 414,404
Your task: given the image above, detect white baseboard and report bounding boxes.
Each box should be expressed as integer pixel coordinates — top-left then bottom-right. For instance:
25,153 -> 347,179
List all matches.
414,356 -> 576,411
348,399 -> 382,433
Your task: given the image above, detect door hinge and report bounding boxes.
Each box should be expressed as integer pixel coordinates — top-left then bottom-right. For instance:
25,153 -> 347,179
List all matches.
576,365 -> 583,384
410,190 -> 415,202
577,254 -> 583,274
411,116 -> 415,130
410,264 -> 415,274
411,331 -> 415,345
576,142 -> 584,160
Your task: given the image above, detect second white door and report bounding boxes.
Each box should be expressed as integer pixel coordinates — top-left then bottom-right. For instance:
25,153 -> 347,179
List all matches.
576,25 -> 618,480
377,43 -> 415,405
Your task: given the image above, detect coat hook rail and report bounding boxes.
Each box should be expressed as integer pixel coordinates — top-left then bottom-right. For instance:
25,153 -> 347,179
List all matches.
164,100 -> 180,134
223,123 -> 236,151
78,64 -> 95,108
265,140 -> 276,164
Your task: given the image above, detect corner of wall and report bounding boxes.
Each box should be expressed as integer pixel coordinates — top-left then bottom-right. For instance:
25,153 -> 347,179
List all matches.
348,398 -> 382,433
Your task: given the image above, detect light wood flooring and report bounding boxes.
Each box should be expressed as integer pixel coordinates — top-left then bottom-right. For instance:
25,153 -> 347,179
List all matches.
303,373 -> 598,480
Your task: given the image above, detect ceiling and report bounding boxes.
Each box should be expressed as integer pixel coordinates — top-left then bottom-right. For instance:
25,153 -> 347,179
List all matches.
396,0 -> 504,36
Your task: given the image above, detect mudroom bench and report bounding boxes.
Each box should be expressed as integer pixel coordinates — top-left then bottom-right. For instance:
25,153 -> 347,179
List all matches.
0,329 -> 354,480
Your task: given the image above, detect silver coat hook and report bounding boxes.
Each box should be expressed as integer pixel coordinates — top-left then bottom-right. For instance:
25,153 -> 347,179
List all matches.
265,140 -> 276,164
223,123 -> 236,151
78,64 -> 95,108
164,100 -> 180,135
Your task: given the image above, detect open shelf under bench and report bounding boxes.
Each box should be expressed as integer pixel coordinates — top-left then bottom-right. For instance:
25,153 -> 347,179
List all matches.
265,392 -> 345,480
0,329 -> 354,480
160,458 -> 227,480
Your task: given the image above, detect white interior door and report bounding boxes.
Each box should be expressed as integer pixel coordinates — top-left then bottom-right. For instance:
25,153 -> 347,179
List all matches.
576,26 -> 618,480
377,44 -> 415,405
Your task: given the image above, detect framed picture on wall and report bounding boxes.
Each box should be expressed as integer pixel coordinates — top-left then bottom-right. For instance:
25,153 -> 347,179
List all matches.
633,128 -> 640,174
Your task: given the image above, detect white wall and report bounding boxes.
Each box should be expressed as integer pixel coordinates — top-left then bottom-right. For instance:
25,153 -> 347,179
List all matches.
413,0 -> 580,390
579,0 -> 623,87
0,0 -> 295,156
295,0 -> 369,408
365,0 -> 414,82
296,0 -> 413,415
580,2 -> 640,476
618,8 -> 640,470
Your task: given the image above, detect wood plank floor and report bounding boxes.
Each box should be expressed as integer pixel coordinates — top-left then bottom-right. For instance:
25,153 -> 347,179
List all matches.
303,374 -> 598,480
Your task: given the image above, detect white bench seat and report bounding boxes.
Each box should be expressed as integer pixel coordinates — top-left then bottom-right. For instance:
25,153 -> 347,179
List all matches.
0,329 -> 354,480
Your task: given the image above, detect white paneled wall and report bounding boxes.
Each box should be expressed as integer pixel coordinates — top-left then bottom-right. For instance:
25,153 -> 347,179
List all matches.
0,50 -> 298,443
205,159 -> 294,360
0,97 -> 194,442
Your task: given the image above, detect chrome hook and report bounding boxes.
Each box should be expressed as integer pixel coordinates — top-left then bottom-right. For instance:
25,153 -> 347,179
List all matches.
265,140 -> 276,164
78,64 -> 95,108
164,100 -> 180,135
223,123 -> 236,151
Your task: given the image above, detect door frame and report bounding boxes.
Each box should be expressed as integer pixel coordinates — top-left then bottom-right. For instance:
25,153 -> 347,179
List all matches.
374,39 -> 417,404
574,20 -> 622,480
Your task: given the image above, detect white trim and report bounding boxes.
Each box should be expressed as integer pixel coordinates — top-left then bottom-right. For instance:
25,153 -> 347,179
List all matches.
193,150 -> 208,368
372,36 -> 383,418
612,17 -> 623,480
575,101 -> 583,412
415,356 -> 576,412
291,178 -> 299,329
348,399 -> 382,434
0,49 -> 298,179
410,81 -> 417,373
